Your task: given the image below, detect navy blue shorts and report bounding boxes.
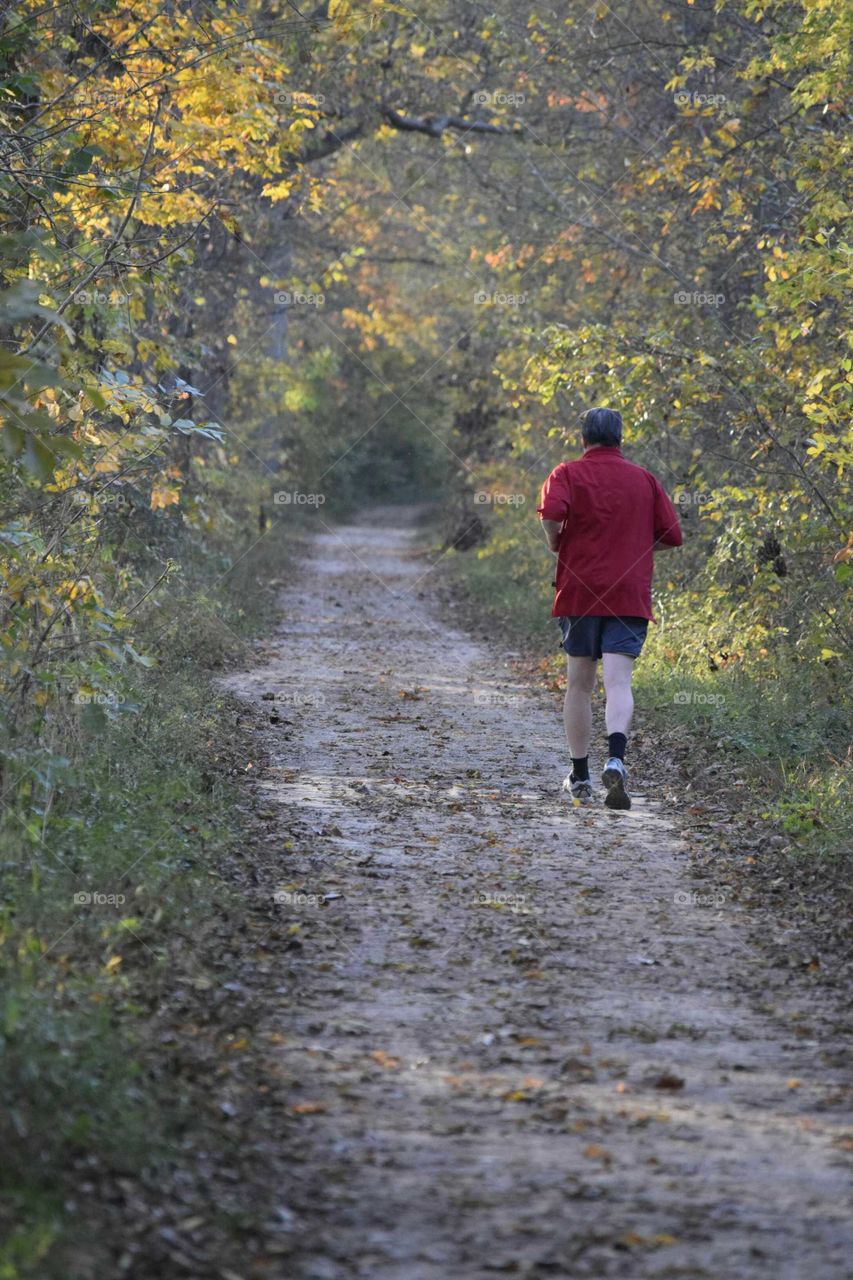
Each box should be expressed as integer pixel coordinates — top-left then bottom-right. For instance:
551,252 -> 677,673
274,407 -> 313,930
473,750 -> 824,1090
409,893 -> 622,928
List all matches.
558,615 -> 648,660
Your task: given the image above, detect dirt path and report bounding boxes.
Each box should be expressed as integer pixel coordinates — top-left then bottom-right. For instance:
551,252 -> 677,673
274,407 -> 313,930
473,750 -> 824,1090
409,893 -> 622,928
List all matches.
223,511 -> 852,1280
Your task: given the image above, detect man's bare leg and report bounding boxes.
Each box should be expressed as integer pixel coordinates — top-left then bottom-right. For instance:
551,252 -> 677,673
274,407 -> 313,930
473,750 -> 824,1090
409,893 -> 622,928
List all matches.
600,652 -> 636,809
602,652 -> 635,736
563,656 -> 597,756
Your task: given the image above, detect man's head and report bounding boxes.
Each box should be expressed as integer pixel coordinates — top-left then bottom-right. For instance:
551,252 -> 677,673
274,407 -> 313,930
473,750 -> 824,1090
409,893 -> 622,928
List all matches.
581,407 -> 623,449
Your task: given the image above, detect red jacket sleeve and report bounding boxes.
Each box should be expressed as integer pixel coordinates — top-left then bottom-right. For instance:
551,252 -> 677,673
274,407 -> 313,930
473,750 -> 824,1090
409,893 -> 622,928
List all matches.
652,476 -> 683,547
537,464 -> 572,522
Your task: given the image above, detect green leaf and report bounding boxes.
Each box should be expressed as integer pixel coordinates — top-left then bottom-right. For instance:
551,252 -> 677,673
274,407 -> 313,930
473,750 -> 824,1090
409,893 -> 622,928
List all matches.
50,435 -> 83,459
3,993 -> 20,1036
23,434 -> 57,481
83,385 -> 107,410
64,144 -> 101,176
124,643 -> 156,668
0,422 -> 25,458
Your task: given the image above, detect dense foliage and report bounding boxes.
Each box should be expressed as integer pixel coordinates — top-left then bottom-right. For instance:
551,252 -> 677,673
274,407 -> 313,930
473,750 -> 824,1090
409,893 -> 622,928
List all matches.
2,1 -> 850,763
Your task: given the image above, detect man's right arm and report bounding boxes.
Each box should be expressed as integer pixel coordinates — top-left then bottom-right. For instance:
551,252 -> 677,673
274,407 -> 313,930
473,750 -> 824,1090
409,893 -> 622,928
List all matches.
537,464 -> 571,552
540,519 -> 562,553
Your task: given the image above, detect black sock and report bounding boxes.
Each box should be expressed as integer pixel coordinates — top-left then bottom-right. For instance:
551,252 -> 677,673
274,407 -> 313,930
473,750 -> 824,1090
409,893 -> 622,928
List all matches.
571,756 -> 590,781
607,732 -> 627,762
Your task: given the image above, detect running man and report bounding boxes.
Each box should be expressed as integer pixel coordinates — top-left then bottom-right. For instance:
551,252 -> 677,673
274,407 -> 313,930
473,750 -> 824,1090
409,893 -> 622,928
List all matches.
538,408 -> 682,809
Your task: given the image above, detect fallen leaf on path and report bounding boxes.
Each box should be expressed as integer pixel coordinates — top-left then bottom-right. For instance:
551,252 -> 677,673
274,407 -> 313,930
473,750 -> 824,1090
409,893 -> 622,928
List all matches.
371,1050 -> 401,1069
653,1073 -> 685,1091
177,1216 -> 205,1231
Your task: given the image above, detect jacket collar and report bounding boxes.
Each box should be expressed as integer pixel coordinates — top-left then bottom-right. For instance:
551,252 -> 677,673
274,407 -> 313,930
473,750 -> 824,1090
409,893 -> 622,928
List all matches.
581,446 -> 624,459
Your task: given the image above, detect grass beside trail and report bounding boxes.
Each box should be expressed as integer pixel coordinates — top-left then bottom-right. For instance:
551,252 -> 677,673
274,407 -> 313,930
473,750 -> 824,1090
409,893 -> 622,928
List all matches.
0,520 -> 305,1279
441,520 -> 852,869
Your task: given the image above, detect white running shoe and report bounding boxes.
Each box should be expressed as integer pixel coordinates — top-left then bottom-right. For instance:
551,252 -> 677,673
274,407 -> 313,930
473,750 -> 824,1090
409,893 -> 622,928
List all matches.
562,773 -> 593,801
602,757 -> 631,810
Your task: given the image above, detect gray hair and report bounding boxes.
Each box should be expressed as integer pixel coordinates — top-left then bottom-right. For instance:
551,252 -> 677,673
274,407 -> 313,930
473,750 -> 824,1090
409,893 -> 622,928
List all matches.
581,407 -> 623,447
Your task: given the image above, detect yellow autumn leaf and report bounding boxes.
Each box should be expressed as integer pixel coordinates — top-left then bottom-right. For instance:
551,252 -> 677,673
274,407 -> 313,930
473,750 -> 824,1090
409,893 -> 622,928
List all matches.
150,485 -> 180,511
262,179 -> 294,202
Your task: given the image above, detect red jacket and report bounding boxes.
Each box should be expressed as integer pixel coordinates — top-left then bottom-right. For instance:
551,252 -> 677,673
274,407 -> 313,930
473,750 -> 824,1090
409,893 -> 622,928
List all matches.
538,446 -> 682,621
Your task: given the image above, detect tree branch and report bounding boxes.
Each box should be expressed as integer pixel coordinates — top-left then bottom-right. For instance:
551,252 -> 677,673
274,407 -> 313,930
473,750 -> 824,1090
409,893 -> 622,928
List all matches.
379,105 -> 512,138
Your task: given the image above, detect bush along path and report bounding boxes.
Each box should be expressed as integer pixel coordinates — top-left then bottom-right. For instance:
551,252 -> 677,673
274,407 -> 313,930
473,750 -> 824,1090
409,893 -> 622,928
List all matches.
216,510 -> 852,1280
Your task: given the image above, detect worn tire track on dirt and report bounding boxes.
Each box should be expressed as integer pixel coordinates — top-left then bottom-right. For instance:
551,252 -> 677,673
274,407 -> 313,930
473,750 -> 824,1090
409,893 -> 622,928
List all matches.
224,511 -> 852,1280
